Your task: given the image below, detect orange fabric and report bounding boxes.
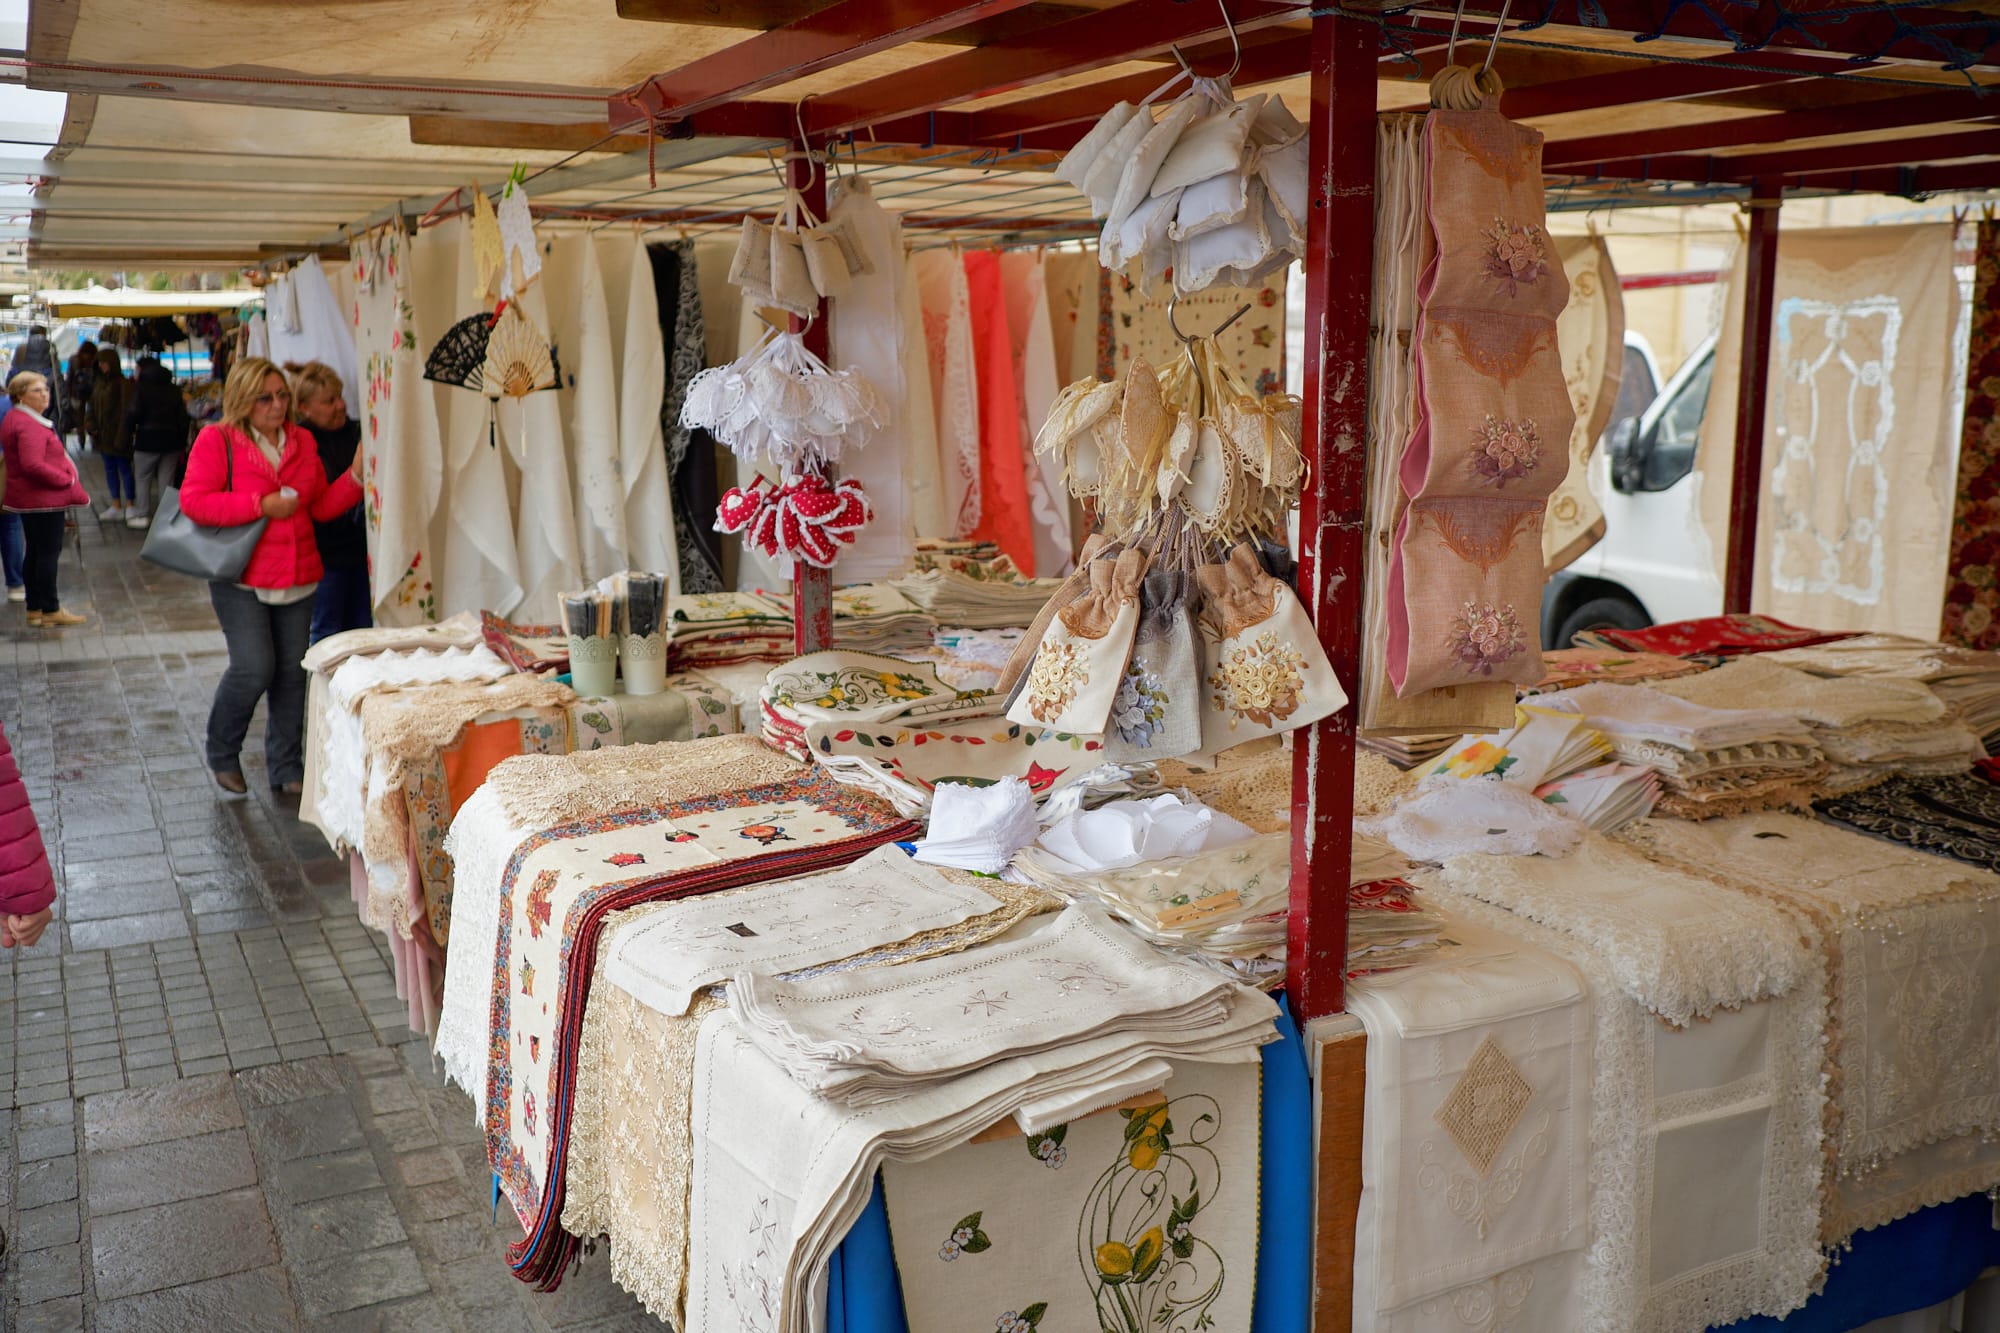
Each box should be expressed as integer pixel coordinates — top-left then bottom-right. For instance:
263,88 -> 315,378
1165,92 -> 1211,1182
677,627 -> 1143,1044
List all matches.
961,251 -> 1037,576
441,717 -> 530,813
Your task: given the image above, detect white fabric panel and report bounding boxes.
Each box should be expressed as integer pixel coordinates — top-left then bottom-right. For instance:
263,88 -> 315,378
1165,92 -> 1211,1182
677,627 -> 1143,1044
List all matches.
826,178 -> 915,583
545,235 -> 628,583
597,232 -> 679,586
266,256 -> 362,418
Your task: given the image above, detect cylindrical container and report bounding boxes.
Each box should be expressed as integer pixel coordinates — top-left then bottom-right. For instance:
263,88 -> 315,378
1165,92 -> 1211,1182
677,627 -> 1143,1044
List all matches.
620,572 -> 668,695
562,590 -> 619,697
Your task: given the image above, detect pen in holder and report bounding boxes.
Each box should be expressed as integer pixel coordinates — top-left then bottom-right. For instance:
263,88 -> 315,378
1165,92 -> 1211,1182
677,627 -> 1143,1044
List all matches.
621,573 -> 668,696
562,590 -> 618,698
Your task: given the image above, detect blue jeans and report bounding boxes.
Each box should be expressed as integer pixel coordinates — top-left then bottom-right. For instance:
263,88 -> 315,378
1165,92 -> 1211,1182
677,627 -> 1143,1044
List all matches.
0,513 -> 21,588
102,455 -> 134,502
309,567 -> 374,645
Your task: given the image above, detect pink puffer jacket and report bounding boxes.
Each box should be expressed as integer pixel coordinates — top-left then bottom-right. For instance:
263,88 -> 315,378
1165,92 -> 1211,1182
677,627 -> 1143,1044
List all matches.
0,721 -> 54,917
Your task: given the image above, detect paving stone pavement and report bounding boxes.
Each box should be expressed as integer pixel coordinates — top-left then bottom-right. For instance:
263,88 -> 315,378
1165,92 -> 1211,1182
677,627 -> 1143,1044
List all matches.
2,472 -> 661,1329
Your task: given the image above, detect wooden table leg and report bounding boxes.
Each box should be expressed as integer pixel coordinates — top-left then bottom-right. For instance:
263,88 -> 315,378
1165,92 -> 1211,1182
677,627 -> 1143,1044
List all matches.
1312,1026 -> 1367,1333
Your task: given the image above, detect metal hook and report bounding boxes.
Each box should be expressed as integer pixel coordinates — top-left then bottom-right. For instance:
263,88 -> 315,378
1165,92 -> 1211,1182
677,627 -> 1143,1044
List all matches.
1446,0 -> 1468,65
1482,0 -> 1515,76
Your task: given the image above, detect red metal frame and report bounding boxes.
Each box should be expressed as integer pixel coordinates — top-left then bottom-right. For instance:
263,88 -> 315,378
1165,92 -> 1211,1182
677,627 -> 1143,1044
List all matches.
1288,10 -> 1374,1024
621,0 -> 1042,122
1724,185 -> 1782,615
789,149 -> 836,654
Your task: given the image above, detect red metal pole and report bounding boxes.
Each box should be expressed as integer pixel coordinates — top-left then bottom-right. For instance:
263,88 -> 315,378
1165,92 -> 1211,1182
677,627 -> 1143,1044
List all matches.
789,148 -> 835,654
1287,10 -> 1373,1024
1724,183 -> 1782,615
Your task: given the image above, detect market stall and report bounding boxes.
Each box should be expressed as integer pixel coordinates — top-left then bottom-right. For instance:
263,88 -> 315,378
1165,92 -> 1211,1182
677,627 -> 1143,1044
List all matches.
41,0 -> 2000,1328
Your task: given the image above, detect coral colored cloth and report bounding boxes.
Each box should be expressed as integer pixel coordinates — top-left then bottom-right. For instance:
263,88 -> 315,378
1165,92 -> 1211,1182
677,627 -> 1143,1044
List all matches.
961,251 -> 1037,576
1580,614 -> 1856,658
0,721 -> 54,918
0,409 -> 88,512
180,422 -> 364,590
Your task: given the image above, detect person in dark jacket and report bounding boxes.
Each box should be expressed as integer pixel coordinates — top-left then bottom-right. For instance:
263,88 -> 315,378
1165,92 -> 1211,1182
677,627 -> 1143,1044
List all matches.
8,327 -> 63,432
290,361 -> 371,644
65,339 -> 96,444
91,345 -> 135,520
125,357 -> 188,529
1,372 -> 90,627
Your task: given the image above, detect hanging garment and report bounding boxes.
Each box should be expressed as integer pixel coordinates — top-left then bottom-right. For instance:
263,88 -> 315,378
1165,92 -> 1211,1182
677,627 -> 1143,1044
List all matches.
502,277 -> 584,622
1542,234 -> 1622,572
423,217 -> 525,618
267,255 -> 363,419
542,235 -> 628,583
596,233 -> 680,585
898,240 -> 948,541
650,241 -> 726,593
351,230 -> 444,625
1042,248 -> 1100,387
912,249 -> 982,538
1944,218 -> 2000,649
1001,250 -> 1074,577
1387,108 -> 1574,696
1695,223 -> 1961,639
827,177 -> 917,583
962,251 -> 1037,574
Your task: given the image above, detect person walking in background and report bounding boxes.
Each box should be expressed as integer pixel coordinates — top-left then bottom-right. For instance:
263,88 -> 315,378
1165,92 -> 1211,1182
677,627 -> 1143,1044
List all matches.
290,361 -> 370,643
178,357 -> 362,796
126,356 -> 188,529
91,345 -> 135,521
1,372 -> 90,627
0,716 -> 55,950
8,325 -> 63,432
0,382 -> 21,603
65,338 -> 96,445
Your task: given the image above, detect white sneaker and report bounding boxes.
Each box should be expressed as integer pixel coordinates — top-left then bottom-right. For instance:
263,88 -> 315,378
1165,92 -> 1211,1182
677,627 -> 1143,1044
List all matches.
127,514 -> 150,529
6,587 -> 22,602
99,504 -> 122,520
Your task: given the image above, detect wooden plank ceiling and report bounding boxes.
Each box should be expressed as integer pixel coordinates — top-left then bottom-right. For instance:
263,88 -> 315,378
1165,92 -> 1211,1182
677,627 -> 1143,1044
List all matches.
18,0 -> 2000,265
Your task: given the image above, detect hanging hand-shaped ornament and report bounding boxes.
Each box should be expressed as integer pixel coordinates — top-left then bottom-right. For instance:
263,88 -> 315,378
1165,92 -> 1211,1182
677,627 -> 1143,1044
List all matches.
714,473 -> 872,569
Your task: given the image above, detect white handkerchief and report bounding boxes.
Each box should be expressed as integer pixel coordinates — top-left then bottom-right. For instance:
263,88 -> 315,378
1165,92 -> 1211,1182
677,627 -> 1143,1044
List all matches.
603,846 -> 1000,1016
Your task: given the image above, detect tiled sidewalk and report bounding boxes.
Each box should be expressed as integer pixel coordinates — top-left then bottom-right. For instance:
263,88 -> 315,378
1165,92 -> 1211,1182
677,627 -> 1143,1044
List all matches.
3,489 -> 658,1328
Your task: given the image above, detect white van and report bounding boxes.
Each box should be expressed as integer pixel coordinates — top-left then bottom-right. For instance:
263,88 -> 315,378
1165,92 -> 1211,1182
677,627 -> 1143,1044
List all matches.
1541,333 -> 1721,648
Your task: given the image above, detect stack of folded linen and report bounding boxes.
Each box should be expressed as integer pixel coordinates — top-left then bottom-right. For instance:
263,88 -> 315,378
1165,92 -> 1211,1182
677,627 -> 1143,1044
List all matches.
1524,647 -> 1708,694
1649,655 -> 1976,791
910,777 -> 1041,875
922,625 -> 1027,691
829,582 -> 939,655
1551,682 -> 1827,818
1760,632 -> 2000,748
1345,833 -> 1447,977
889,565 -> 1063,629
667,590 -> 794,670
687,913 -> 1277,1333
1533,762 -> 1661,832
1417,704 -> 1612,788
1357,732 -> 1458,770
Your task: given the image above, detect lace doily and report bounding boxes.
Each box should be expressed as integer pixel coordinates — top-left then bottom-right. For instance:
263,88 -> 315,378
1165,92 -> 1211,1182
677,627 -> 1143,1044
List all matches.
1652,656 -> 1948,728
1157,741 -> 1292,832
1359,777 -> 1585,865
479,734 -> 800,831
680,329 -> 884,473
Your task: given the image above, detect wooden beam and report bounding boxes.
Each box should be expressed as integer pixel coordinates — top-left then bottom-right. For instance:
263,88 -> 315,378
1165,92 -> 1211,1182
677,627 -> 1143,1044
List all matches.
1289,8 -> 1368,1024
1310,1027 -> 1367,1333
1544,88 -> 2000,169
620,0 -> 1045,122
797,0 -> 1311,137
1501,49 -> 1847,119
1725,185 -> 1781,615
1731,126 -> 2000,178
614,0 -> 1108,48
409,117 -> 651,155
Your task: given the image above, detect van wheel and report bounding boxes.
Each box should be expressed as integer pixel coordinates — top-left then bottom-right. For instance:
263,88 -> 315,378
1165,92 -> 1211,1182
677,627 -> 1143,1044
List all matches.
1553,595 -> 1650,650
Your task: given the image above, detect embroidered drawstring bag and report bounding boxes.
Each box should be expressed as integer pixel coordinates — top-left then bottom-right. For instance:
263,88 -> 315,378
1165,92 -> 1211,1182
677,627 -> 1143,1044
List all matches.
1101,568 -> 1204,764
1007,547 -> 1150,735
1196,542 -> 1347,751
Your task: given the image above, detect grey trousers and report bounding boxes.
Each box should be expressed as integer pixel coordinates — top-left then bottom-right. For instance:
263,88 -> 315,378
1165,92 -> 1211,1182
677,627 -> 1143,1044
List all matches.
132,452 -> 177,517
206,581 -> 314,786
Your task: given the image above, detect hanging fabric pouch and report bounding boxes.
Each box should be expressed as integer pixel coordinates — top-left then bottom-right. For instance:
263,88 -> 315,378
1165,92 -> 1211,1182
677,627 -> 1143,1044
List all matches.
1006,547 -> 1149,735
728,216 -> 775,301
767,226 -> 819,318
1152,93 -> 1265,198
1058,100 -> 1141,207
1079,69 -> 1189,217
1171,168 -> 1254,242
801,227 -> 853,300
1101,570 -> 1203,763
1105,97 -> 1204,240
1196,542 -> 1347,751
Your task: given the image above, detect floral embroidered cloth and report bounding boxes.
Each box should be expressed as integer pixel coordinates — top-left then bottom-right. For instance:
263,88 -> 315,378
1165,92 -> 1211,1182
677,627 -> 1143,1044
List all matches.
805,715 -> 1111,817
1944,218 -> 2000,651
602,847 -> 1000,1016
1347,918 -> 1590,1327
1575,614 -> 1856,659
456,738 -> 918,1288
1386,108 -> 1573,695
351,228 -> 443,625
879,1056 -> 1262,1333
1619,812 -> 2000,1210
1523,649 -> 1705,694
482,612 -> 569,673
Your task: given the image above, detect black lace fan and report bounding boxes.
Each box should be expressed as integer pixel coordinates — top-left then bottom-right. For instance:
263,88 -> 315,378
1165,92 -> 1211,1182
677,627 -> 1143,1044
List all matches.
424,313 -> 499,393
424,309 -> 563,399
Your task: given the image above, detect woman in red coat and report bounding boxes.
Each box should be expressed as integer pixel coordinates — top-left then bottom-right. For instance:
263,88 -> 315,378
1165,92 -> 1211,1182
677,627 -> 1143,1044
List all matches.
179,357 -> 363,796
1,371 -> 91,627
0,719 -> 54,949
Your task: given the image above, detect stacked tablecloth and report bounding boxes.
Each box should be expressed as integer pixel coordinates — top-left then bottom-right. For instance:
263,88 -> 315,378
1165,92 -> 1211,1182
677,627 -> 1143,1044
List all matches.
890,567 -> 1062,629
830,583 -> 938,655
1760,633 -> 2000,747
669,590 -> 795,669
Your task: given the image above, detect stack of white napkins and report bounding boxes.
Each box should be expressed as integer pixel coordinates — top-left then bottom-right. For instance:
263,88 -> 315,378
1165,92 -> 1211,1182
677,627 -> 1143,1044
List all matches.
728,903 -> 1261,1106
889,567 -> 1062,628
910,777 -> 1040,874
689,904 -> 1276,1333
830,583 -> 939,655
1534,761 -> 1661,832
1648,656 -> 1975,791
1036,792 -> 1256,870
1549,683 -> 1826,817
1419,704 -> 1613,788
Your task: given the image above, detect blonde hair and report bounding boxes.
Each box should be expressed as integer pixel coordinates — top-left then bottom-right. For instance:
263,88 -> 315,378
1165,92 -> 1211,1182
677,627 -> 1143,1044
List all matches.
289,360 -> 344,412
221,357 -> 291,436
6,371 -> 44,400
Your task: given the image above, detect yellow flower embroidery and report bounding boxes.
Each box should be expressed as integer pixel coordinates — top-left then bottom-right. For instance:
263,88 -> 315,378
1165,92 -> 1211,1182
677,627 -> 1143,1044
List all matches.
1206,631 -> 1306,729
1444,740 -> 1510,779
1024,642 -> 1088,723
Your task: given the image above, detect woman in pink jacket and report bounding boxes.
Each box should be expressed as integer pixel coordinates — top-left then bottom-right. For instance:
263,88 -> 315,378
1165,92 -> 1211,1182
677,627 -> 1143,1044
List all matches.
0,720 -> 55,948
1,371 -> 91,628
179,357 -> 363,796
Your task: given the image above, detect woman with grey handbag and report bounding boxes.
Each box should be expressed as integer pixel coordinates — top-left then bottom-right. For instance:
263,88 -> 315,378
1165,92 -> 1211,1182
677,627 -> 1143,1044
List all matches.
178,358 -> 362,796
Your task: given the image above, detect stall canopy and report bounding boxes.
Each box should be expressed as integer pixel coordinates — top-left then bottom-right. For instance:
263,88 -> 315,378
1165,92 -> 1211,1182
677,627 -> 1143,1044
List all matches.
32,284 -> 261,317
19,0 -> 2000,268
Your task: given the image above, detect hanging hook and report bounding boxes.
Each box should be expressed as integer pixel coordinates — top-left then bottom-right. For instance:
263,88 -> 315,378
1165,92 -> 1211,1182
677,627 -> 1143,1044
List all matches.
1482,0 -> 1515,76
1446,0 -> 1468,66
791,94 -> 818,194
1216,0 -> 1241,82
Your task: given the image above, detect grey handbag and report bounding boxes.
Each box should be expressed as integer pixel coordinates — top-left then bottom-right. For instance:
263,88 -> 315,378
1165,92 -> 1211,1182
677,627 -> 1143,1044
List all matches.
139,441 -> 269,582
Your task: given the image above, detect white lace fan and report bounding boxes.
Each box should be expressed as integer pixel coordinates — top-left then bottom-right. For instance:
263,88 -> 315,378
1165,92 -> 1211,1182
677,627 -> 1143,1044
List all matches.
681,328 -> 883,473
